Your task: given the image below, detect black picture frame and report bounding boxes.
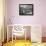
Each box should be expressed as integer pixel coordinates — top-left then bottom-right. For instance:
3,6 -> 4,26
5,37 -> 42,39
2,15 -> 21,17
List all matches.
19,4 -> 33,16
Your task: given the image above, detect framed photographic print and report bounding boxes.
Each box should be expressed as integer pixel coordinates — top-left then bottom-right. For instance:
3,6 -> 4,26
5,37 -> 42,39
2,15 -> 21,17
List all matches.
19,4 -> 33,16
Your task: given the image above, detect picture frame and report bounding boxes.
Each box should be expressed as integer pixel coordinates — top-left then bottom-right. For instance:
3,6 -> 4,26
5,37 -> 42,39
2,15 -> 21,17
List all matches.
19,4 -> 33,16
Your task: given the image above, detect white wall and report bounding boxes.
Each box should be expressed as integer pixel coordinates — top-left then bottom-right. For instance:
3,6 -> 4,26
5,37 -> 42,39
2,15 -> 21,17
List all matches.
6,0 -> 46,37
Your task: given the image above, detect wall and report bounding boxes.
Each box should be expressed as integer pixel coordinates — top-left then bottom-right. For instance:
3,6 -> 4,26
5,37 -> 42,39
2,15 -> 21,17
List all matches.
6,0 -> 46,37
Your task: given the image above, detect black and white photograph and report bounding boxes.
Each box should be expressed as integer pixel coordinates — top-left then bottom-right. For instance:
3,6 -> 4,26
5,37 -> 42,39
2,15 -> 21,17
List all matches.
19,4 -> 33,15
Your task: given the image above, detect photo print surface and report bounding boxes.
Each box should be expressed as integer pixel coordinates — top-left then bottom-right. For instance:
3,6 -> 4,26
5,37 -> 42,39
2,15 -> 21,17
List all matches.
19,4 -> 33,15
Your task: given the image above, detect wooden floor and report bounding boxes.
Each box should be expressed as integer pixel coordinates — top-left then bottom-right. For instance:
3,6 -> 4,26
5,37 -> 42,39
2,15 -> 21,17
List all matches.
3,40 -> 31,46
3,40 -> 46,46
